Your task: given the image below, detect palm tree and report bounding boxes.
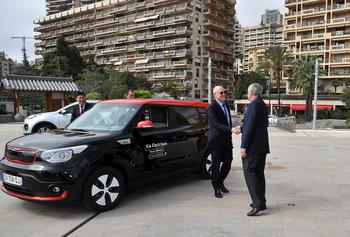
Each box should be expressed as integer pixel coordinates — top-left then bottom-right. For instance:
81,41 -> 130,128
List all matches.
287,55 -> 321,122
263,45 -> 290,116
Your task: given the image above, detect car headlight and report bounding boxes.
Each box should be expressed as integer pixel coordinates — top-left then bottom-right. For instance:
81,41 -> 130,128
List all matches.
41,145 -> 88,163
27,114 -> 40,119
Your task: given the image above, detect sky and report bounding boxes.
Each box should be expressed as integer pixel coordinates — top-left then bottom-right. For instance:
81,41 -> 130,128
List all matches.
0,0 -> 285,62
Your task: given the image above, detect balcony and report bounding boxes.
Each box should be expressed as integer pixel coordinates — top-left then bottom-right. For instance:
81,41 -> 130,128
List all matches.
331,17 -> 350,24
285,0 -> 297,5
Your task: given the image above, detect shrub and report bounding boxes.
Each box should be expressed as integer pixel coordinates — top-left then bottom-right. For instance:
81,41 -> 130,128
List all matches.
86,92 -> 102,100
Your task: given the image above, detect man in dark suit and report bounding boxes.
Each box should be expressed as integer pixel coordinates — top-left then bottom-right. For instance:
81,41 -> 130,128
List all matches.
208,86 -> 234,198
234,83 -> 270,216
70,92 -> 93,123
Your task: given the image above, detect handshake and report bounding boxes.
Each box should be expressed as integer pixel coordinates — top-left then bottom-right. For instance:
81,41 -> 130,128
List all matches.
232,126 -> 241,135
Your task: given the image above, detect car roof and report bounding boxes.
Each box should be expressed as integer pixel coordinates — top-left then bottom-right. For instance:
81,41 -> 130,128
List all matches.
99,99 -> 209,109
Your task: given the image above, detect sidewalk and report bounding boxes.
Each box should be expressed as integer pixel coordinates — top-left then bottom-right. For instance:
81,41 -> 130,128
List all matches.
70,128 -> 350,237
0,126 -> 349,237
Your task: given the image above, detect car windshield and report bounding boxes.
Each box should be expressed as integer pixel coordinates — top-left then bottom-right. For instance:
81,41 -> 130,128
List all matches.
66,103 -> 141,132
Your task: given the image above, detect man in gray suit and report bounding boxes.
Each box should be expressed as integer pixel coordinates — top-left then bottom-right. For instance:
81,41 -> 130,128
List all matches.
234,83 -> 270,216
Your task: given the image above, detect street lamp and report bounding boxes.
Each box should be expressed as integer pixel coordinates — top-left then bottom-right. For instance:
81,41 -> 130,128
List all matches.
312,58 -> 322,130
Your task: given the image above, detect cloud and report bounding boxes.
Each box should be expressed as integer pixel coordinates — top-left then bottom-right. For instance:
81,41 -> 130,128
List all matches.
0,0 -> 45,62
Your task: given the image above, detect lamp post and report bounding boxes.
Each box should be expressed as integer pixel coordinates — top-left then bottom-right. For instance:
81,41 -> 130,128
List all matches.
208,57 -> 212,103
312,58 -> 321,130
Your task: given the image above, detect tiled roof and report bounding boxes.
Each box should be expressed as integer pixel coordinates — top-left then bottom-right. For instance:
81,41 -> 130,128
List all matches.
1,74 -> 81,92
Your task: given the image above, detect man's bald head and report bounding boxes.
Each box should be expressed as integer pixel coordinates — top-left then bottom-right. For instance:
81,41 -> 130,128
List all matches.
213,86 -> 226,102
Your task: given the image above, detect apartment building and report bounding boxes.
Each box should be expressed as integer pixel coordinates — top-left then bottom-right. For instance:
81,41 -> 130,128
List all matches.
46,0 -> 103,15
234,16 -> 244,74
243,24 -> 284,72
35,0 -> 236,102
285,0 -> 350,93
261,9 -> 284,25
0,52 -> 12,78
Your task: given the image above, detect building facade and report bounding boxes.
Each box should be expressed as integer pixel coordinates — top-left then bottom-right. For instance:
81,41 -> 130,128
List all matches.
285,0 -> 350,94
234,16 -> 244,74
35,0 -> 236,102
243,24 -> 284,72
46,0 -> 103,15
0,52 -> 12,78
261,9 -> 284,25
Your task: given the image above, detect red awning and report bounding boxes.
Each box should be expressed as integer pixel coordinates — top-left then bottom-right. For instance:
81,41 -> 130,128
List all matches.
266,104 -> 291,107
290,104 -> 333,111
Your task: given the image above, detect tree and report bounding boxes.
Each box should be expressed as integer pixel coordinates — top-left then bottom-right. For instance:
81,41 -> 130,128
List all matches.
263,45 -> 290,116
341,88 -> 350,125
77,65 -> 108,98
43,37 -> 85,80
153,80 -> 191,99
233,72 -> 267,99
332,79 -> 343,94
135,89 -> 152,98
288,55 -> 320,122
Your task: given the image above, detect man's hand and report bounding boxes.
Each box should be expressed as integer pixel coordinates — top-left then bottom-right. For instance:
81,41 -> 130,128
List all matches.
240,148 -> 247,158
233,126 -> 241,135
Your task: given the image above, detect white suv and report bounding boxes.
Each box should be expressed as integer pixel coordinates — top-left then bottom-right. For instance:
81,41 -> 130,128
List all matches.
23,100 -> 97,134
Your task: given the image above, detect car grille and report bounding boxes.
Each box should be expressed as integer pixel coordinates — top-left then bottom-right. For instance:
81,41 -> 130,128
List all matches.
5,146 -> 38,164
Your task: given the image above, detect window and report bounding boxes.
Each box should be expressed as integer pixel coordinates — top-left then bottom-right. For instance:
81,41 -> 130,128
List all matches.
65,105 -> 75,114
174,106 -> 201,126
195,90 -> 201,99
197,108 -> 207,124
196,68 -> 200,77
150,106 -> 168,128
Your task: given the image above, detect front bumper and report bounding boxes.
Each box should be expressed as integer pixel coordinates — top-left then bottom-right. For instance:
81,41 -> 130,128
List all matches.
1,185 -> 68,201
0,158 -> 86,202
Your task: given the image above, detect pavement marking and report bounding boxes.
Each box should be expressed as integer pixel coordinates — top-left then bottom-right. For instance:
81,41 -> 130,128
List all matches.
61,212 -> 100,237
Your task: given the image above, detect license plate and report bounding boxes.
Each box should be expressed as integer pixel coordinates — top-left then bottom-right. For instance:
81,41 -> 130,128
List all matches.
3,173 -> 23,187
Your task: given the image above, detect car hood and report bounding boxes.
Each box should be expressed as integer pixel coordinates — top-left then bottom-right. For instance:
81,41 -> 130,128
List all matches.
25,111 -> 57,121
6,130 -> 115,150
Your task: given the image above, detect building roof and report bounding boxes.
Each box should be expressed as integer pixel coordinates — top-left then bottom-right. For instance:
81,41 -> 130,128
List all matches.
1,74 -> 81,92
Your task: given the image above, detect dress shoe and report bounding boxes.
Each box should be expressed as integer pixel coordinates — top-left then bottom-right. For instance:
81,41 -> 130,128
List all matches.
247,207 -> 264,216
250,203 -> 266,210
214,189 -> 223,198
220,185 -> 229,193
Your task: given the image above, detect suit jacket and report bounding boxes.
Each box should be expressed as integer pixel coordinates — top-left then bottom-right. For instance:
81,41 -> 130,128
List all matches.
207,100 -> 233,150
241,96 -> 270,154
70,102 -> 93,123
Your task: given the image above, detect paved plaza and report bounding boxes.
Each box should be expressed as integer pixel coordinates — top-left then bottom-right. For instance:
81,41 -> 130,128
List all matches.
0,123 -> 349,237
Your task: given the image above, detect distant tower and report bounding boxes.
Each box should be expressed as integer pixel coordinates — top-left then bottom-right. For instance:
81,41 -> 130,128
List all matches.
261,9 -> 283,25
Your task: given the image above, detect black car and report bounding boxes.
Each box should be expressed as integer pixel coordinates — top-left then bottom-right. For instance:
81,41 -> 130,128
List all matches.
0,99 -> 212,211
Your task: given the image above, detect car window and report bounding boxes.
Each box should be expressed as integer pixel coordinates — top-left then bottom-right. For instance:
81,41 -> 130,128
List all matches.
197,108 -> 208,124
174,106 -> 202,126
64,105 -> 74,114
67,103 -> 141,132
150,106 -> 168,128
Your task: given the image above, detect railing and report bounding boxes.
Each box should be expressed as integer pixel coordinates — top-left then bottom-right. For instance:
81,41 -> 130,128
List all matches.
277,116 -> 296,133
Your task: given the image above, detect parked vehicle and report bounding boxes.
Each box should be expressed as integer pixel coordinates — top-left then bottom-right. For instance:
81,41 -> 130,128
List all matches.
23,100 -> 97,134
1,99 -> 210,212
268,114 -> 278,126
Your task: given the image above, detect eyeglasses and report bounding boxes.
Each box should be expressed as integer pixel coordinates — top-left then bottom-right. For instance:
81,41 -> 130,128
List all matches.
219,91 -> 226,95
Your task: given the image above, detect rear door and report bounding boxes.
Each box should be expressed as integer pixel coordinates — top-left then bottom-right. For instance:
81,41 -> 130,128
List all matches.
132,105 -> 189,175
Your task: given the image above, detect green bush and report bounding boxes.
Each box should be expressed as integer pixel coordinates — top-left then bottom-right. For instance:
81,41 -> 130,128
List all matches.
331,109 -> 347,119
318,108 -> 332,119
134,89 -> 152,98
86,92 -> 102,100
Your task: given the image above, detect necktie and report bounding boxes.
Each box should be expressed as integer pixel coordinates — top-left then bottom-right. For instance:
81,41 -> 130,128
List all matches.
222,103 -> 230,127
80,105 -> 84,115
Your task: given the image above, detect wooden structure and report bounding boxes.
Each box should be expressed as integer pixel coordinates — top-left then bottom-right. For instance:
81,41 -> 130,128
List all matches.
0,74 -> 81,113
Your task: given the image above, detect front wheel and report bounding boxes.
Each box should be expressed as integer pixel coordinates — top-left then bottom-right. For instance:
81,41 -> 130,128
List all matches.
34,124 -> 55,133
199,151 -> 212,179
82,166 -> 125,212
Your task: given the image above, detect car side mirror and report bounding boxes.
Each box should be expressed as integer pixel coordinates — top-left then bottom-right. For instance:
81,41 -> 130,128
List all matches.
60,109 -> 67,115
136,120 -> 154,130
